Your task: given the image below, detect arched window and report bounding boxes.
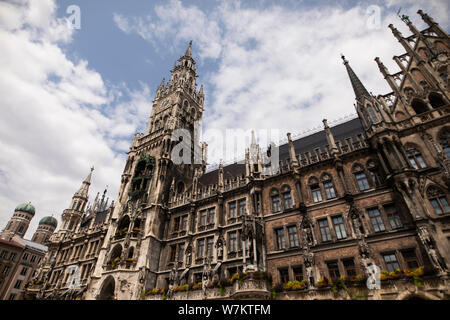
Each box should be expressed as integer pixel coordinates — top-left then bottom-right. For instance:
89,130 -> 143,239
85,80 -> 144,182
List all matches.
352,164 -> 370,191
411,99 -> 429,115
366,105 -> 379,124
109,245 -> 122,269
116,215 -> 130,238
281,185 -> 293,209
308,177 -> 322,203
427,186 -> 450,214
183,100 -> 189,110
127,247 -> 134,260
406,148 -> 426,169
439,128 -> 450,158
271,189 -> 281,213
321,174 -> 337,199
429,92 -> 446,109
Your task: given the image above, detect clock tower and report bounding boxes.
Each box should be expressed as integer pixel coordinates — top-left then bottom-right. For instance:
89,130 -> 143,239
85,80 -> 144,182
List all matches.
87,42 -> 207,300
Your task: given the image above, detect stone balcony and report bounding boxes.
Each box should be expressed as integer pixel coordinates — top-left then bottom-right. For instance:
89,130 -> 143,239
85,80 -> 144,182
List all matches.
144,276 -> 271,300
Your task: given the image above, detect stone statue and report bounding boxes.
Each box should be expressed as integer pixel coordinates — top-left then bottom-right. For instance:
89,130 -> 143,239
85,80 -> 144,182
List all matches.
302,247 -> 315,287
185,246 -> 192,266
201,260 -> 211,298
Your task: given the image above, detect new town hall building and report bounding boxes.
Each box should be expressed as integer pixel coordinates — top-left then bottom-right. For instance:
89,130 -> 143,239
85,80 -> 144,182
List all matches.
17,10 -> 450,300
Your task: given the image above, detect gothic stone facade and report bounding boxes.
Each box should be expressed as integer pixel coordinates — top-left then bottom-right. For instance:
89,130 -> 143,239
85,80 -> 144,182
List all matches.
34,10 -> 450,300
23,169 -> 114,300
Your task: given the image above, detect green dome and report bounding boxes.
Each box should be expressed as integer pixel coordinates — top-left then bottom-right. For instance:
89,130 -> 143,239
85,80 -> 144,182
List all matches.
39,216 -> 58,228
15,202 -> 36,215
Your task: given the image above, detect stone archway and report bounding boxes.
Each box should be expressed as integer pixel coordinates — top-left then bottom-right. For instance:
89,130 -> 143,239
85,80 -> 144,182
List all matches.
98,276 -> 116,300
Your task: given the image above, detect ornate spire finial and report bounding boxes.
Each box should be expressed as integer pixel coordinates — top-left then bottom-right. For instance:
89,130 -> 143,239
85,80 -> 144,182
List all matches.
341,55 -> 371,102
185,40 -> 193,57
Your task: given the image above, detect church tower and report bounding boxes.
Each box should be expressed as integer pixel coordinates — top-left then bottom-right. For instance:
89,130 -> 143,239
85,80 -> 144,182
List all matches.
87,42 -> 206,300
31,216 -> 58,245
60,167 -> 93,234
0,202 -> 35,240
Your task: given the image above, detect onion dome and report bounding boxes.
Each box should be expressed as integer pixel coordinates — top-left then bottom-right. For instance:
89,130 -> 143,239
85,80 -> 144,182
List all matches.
39,216 -> 58,228
14,202 -> 36,215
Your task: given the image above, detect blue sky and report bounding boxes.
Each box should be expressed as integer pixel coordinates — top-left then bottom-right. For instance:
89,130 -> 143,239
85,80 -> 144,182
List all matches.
0,0 -> 448,238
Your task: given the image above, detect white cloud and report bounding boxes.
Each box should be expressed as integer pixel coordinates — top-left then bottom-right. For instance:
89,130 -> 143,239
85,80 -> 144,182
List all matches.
114,0 -> 448,165
0,0 -> 153,239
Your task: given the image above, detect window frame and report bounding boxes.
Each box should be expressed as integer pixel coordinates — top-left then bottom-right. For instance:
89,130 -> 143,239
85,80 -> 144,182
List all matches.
368,207 -> 386,233
287,225 -> 299,248
275,228 -> 286,250
318,218 -> 332,242
332,215 -> 347,240
383,253 -> 400,272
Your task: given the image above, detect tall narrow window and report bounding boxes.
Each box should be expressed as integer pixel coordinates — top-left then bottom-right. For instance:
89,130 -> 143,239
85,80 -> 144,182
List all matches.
343,259 -> 356,277
407,148 -> 427,169
332,216 -> 347,240
369,169 -> 381,187
402,249 -> 419,269
283,191 -> 293,209
327,261 -> 340,280
229,232 -> 237,252
197,239 -> 205,258
181,215 -> 188,230
293,266 -> 303,281
173,217 -> 180,232
206,237 -> 214,257
199,210 -> 207,226
319,219 -> 332,242
368,208 -> 386,232
439,128 -> 450,158
208,208 -> 215,225
383,253 -> 400,272
275,228 -> 286,250
169,245 -> 177,262
353,164 -> 370,191
384,204 -> 403,229
309,177 -> 322,203
356,172 -> 370,191
178,243 -> 184,261
279,268 -> 289,284
367,105 -> 379,123
427,186 -> 450,214
282,185 -> 293,209
271,189 -> 281,213
238,199 -> 246,216
323,176 -> 336,199
229,201 -> 237,218
288,226 -> 299,247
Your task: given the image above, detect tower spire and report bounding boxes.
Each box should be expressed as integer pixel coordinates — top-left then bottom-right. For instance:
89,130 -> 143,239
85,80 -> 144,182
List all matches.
341,55 -> 371,102
185,40 -> 193,57
75,167 -> 94,199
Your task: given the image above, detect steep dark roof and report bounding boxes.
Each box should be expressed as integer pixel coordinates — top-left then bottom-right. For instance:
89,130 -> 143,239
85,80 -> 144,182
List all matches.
200,117 -> 365,186
279,117 -> 365,162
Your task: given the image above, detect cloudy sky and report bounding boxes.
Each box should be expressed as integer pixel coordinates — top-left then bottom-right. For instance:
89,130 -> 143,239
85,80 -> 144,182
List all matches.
0,0 -> 448,239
